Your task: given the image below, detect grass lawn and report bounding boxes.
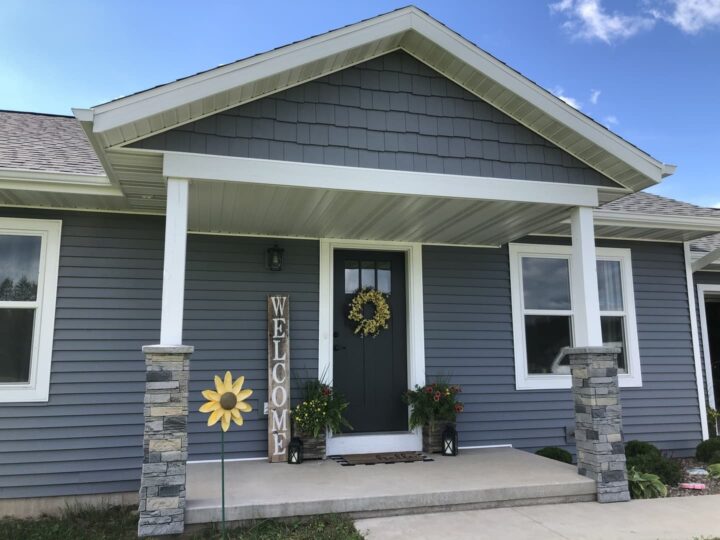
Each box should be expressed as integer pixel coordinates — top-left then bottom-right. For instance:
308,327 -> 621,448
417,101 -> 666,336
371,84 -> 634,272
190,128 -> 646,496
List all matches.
0,505 -> 364,540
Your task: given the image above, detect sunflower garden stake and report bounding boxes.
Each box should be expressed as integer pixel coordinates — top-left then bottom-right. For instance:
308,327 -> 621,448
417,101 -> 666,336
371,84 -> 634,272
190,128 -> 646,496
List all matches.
200,371 -> 253,539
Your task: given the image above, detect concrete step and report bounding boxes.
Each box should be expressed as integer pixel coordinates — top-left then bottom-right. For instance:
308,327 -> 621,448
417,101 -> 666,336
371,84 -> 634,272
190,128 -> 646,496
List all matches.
185,448 -> 596,524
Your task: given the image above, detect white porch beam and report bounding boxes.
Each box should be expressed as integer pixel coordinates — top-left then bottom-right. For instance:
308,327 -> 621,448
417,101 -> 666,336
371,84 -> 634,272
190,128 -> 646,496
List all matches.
160,177 -> 189,345
570,206 -> 603,347
692,246 -> 720,272
162,153 -> 599,207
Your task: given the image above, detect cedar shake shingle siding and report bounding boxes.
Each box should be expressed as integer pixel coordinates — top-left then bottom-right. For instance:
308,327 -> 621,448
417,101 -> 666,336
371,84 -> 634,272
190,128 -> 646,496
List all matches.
131,51 -> 619,188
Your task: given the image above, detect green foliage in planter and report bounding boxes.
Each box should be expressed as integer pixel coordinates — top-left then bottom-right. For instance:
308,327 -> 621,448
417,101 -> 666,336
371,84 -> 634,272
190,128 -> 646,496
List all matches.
624,440 -> 661,459
708,406 -> 719,438
535,447 -> 573,464
628,466 -> 667,499
696,437 -> 720,463
404,382 -> 463,430
291,381 -> 351,438
626,453 -> 682,486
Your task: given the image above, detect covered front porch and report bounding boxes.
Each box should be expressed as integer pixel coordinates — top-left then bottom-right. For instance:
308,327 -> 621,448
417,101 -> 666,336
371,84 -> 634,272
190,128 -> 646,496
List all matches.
185,447 -> 596,525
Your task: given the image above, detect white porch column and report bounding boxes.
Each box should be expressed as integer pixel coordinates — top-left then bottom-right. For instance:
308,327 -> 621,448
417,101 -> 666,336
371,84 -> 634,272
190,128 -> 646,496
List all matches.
570,206 -> 602,347
160,177 -> 189,346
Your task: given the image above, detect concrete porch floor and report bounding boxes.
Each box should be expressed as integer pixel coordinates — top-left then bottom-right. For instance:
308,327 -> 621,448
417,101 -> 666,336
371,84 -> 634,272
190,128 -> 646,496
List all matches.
185,448 -> 596,525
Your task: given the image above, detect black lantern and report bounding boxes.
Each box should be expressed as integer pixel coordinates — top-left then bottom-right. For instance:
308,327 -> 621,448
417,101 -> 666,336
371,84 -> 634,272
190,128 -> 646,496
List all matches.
288,437 -> 304,464
442,425 -> 458,456
267,244 -> 284,271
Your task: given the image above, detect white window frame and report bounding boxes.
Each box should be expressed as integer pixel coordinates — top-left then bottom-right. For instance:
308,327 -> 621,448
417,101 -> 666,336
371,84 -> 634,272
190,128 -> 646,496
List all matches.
509,243 -> 642,390
0,218 -> 61,403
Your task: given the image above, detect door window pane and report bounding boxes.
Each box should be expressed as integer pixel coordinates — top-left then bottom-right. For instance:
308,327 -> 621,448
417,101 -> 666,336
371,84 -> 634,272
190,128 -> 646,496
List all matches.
525,315 -> 573,374
522,257 -> 571,310
361,261 -> 375,289
0,309 -> 35,383
377,261 -> 391,293
0,235 -> 41,301
344,260 -> 359,294
601,316 -> 627,372
597,260 -> 623,311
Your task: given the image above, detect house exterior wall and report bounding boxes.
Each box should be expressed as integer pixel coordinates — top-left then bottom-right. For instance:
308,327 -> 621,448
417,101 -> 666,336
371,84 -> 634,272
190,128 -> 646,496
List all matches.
131,51 -> 618,189
424,240 -> 704,456
0,208 -> 703,499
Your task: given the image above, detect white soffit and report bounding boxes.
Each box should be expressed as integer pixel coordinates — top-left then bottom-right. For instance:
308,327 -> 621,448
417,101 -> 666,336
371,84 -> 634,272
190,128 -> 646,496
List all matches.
81,7 -> 672,193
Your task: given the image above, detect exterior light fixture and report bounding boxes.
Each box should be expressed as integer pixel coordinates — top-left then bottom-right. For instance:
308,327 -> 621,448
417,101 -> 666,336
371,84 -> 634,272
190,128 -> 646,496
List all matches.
288,437 -> 304,464
442,424 -> 458,456
267,244 -> 284,271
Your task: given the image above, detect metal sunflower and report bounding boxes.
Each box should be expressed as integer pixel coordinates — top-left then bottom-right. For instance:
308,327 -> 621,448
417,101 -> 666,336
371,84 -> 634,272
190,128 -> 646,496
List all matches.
200,371 -> 253,432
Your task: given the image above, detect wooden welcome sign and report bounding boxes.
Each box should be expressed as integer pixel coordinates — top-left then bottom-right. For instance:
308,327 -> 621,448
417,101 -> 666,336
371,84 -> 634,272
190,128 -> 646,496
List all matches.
267,295 -> 290,462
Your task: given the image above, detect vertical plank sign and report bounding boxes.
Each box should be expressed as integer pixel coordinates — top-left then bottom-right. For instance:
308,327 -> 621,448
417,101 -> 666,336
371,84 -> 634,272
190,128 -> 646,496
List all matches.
267,295 -> 290,462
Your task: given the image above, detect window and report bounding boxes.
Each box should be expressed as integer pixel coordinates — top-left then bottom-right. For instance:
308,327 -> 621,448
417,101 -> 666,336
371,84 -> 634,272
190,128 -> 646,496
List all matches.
0,219 -> 61,402
510,244 -> 641,390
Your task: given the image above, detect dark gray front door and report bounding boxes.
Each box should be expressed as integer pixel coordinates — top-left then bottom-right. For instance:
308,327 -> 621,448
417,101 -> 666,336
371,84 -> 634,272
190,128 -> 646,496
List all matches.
333,249 -> 408,433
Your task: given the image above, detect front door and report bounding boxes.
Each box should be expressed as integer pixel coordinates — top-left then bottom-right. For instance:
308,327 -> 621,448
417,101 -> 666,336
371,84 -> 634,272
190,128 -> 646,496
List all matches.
333,249 -> 408,434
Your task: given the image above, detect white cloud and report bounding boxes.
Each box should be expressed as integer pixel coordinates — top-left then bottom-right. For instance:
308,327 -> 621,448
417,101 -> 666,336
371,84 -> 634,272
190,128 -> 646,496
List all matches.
550,0 -> 656,43
604,115 -> 619,126
590,89 -> 602,104
552,87 -> 582,109
655,0 -> 720,33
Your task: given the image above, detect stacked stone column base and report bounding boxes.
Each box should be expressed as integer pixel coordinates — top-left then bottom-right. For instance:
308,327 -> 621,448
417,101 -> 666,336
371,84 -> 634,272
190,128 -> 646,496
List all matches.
138,345 -> 193,537
566,346 -> 631,503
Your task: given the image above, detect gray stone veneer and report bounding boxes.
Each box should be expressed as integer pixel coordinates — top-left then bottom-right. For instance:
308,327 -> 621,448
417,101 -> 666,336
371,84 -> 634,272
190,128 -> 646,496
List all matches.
137,345 -> 194,537
566,346 -> 631,503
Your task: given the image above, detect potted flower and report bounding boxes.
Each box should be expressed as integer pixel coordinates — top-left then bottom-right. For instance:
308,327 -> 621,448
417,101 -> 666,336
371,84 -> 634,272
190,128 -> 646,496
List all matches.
291,380 -> 352,459
404,382 -> 463,453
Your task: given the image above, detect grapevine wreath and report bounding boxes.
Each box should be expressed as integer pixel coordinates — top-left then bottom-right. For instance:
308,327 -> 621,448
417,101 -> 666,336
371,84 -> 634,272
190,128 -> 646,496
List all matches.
348,288 -> 391,337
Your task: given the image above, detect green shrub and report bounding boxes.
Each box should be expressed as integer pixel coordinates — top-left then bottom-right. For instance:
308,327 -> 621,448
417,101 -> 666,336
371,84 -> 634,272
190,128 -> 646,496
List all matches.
626,453 -> 683,486
696,437 -> 720,463
624,440 -> 661,458
535,447 -> 573,464
628,466 -> 667,499
709,450 -> 720,465
708,463 -> 720,479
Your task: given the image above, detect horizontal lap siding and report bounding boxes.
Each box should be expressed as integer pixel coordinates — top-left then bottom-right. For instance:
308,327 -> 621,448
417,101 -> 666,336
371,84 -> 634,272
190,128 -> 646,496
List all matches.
185,236 -> 319,461
0,209 -> 164,498
423,241 -> 704,456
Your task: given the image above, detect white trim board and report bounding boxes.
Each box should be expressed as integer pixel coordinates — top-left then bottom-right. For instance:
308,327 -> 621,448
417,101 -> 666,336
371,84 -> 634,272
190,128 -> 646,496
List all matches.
696,284 -> 719,409
319,239 -> 425,455
684,243 -> 710,440
163,152 -> 599,207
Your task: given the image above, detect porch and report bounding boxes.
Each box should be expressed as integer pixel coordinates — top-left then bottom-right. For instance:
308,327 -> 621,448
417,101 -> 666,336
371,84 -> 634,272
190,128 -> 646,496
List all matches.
184,448 -> 596,525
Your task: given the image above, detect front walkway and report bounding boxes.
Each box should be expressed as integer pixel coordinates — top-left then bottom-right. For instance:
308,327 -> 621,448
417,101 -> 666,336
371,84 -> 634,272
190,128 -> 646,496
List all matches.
356,494 -> 720,540
185,448 -> 595,525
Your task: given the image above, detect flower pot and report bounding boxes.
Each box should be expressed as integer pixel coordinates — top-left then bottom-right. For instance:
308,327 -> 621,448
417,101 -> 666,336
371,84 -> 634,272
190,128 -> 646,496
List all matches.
294,429 -> 326,460
423,421 -> 454,454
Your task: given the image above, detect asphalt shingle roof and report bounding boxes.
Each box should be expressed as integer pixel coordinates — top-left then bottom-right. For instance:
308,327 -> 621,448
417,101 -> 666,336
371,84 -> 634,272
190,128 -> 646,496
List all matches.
600,191 -> 720,218
0,110 -> 104,175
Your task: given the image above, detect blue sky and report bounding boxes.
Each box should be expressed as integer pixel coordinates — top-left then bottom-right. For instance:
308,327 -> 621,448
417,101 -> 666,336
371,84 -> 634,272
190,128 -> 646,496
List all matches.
1,1 -> 718,205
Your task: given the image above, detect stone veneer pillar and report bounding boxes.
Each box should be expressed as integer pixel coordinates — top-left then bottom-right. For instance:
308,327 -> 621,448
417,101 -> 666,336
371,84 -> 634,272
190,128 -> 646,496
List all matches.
137,345 -> 194,537
566,346 -> 631,503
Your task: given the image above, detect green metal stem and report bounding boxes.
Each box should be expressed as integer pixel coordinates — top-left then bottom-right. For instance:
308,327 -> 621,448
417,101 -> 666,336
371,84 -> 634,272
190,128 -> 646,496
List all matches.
221,429 -> 226,540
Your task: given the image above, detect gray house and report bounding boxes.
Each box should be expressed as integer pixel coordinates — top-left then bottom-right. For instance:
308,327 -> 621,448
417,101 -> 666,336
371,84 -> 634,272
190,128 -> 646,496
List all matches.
1,5 -> 719,532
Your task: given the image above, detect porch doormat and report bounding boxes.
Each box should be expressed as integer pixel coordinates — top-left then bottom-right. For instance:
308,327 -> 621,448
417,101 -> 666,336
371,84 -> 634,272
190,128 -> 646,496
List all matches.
330,452 -> 433,466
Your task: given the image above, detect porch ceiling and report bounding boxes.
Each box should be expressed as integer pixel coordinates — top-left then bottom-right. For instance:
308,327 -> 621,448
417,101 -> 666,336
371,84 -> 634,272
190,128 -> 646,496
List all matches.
186,180 -> 574,246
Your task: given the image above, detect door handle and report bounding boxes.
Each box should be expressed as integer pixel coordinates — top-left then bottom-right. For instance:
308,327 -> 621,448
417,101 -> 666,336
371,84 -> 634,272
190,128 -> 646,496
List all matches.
333,344 -> 346,351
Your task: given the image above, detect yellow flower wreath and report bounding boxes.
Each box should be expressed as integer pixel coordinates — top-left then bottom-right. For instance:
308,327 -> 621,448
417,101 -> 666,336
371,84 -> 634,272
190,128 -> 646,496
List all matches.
348,288 -> 391,337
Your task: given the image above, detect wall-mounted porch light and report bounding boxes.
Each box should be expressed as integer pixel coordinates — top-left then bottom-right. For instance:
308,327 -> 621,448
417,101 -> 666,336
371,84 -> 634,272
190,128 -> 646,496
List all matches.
267,244 -> 284,271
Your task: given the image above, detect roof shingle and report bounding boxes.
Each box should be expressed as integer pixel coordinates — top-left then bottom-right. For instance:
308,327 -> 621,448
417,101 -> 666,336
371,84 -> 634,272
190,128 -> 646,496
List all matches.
0,110 -> 104,176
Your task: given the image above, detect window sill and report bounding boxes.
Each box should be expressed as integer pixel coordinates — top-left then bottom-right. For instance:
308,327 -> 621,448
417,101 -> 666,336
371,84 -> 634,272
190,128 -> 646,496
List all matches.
515,373 -> 642,391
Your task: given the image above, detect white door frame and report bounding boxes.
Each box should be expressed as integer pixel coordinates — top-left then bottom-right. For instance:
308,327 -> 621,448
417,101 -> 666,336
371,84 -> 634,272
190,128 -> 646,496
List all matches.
697,284 -> 719,409
318,239 -> 425,455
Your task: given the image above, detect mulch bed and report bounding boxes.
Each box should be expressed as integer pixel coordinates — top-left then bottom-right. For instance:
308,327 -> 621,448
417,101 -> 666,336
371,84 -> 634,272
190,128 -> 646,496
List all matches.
667,458 -> 720,497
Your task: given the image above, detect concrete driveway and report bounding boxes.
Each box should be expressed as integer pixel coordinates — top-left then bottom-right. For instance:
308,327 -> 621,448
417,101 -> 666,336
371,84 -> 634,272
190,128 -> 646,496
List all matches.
356,495 -> 720,540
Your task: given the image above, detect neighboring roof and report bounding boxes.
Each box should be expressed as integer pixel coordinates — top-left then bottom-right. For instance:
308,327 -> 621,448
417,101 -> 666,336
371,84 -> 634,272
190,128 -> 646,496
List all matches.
0,110 -> 104,176
601,192 -> 720,219
75,6 -> 674,194
691,233 -> 720,253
